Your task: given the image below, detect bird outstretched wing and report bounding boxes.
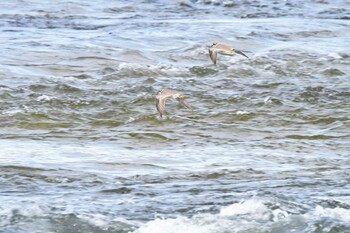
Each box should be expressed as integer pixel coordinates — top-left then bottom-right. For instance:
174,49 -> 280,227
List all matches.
155,96 -> 167,118
233,49 -> 249,58
209,48 -> 217,64
177,97 -> 192,110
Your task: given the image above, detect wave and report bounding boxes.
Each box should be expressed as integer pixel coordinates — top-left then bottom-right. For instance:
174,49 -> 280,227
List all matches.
286,134 -> 347,140
0,203 -> 134,232
192,0 -> 350,19
102,63 -> 193,79
134,197 -> 350,233
1,193 -> 349,232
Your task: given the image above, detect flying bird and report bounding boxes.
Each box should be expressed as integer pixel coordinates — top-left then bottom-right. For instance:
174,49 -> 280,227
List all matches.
155,89 -> 192,118
209,42 -> 248,64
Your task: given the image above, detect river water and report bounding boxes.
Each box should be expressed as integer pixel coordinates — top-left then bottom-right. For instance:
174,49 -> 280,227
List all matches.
0,0 -> 350,232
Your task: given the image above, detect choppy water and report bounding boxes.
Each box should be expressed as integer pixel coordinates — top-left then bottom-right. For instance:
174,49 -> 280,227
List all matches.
1,0 -> 350,232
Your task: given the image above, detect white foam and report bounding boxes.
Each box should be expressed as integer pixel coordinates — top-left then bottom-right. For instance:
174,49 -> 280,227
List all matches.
118,62 -> 144,70
134,217 -> 212,233
327,52 -> 342,59
312,205 -> 350,222
133,213 -> 248,233
220,199 -> 269,219
264,96 -> 272,103
0,204 -> 46,227
236,110 -> 250,115
37,94 -> 53,102
134,197 -> 290,233
154,63 -> 189,77
2,108 -> 23,116
220,198 -> 289,221
116,62 -> 190,77
77,213 -> 109,228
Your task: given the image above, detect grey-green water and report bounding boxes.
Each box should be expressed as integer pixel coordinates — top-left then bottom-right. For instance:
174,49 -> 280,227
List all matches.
0,0 -> 350,232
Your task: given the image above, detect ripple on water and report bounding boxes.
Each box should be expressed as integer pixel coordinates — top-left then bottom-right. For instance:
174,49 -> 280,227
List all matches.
127,132 -> 177,141
189,66 -> 218,77
0,166 -> 104,186
321,68 -> 346,77
286,134 -> 345,140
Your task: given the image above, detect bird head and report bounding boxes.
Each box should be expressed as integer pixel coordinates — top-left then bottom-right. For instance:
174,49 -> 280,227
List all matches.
157,89 -> 164,95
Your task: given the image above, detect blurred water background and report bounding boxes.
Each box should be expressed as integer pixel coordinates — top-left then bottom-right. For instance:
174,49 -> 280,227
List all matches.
0,0 -> 350,232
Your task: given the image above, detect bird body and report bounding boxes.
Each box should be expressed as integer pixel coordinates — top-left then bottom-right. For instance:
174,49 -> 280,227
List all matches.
209,42 -> 248,64
155,89 -> 192,118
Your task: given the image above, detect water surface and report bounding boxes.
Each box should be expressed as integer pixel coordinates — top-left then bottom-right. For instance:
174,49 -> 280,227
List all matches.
0,0 -> 350,232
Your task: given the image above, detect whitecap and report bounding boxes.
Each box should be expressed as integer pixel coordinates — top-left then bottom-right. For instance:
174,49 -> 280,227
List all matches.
37,94 -> 53,102
264,96 -> 272,103
126,117 -> 136,123
220,198 -> 289,221
312,205 -> 350,222
77,213 -> 109,228
327,53 -> 342,59
220,198 -> 270,220
115,62 -> 190,77
134,197 -> 290,233
2,108 -> 23,116
134,217 -> 213,233
0,204 -> 46,227
236,110 -> 250,115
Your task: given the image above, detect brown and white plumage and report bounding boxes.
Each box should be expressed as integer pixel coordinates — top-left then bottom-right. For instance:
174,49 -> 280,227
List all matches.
209,42 -> 248,64
155,89 -> 192,118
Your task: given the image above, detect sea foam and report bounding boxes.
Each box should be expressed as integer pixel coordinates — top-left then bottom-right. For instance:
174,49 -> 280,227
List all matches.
134,197 -> 289,233
134,198 -> 350,233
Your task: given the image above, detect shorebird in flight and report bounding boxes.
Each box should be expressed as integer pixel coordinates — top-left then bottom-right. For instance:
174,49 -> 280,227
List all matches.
209,42 -> 248,64
155,89 -> 192,118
